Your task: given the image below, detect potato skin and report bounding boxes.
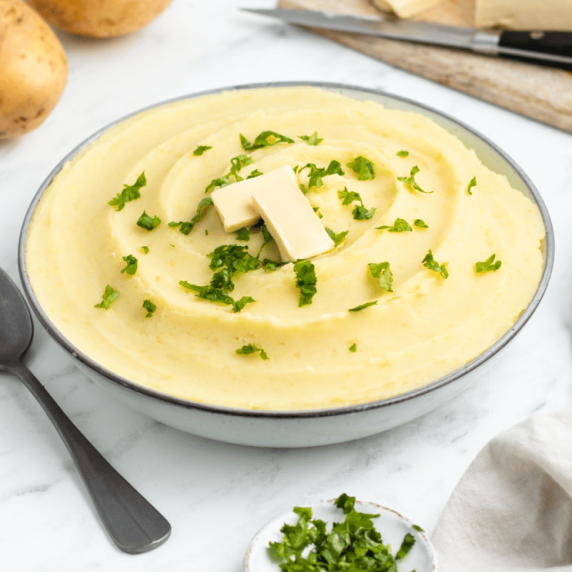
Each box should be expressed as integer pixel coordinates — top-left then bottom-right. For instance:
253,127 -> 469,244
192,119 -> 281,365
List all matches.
28,0 -> 173,38
0,0 -> 67,139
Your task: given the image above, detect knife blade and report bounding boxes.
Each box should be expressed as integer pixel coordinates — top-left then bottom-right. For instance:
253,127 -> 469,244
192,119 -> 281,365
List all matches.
242,8 -> 572,70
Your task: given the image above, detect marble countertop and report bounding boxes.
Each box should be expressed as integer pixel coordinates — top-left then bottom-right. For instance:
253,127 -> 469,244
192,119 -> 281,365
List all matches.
1,1 -> 572,569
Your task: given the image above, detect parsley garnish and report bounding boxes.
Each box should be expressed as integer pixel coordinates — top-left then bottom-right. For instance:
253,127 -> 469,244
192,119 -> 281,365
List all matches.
262,258 -> 287,272
422,249 -> 448,278
349,301 -> 378,312
349,343 -> 357,352
476,254 -> 502,273
247,169 -> 264,179
137,211 -> 161,231
235,227 -> 250,241
179,281 -> 234,305
312,206 -> 323,219
108,172 -> 146,211
229,154 -> 253,180
94,285 -> 119,309
169,196 -> 213,235
298,132 -> 323,146
236,344 -> 269,360
140,246 -> 149,254
121,255 -> 138,275
412,524 -> 424,532
338,187 -> 376,220
232,296 -> 255,313
193,145 -> 212,156
256,224 -> 273,258
398,166 -> 433,193
376,218 -> 412,233
294,260 -> 317,307
467,176 -> 477,195
369,262 -> 393,292
240,131 -> 294,150
346,156 -> 376,180
142,299 -> 156,318
397,150 -> 409,157
205,176 -> 231,194
414,219 -> 428,228
299,161 -> 344,192
325,227 -> 348,247
268,493 -> 417,570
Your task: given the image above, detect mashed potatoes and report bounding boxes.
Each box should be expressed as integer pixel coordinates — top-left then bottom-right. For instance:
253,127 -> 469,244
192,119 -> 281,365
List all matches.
26,87 -> 545,410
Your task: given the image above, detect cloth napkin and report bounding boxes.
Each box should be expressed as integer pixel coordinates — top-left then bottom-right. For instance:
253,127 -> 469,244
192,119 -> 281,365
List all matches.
431,409 -> 572,571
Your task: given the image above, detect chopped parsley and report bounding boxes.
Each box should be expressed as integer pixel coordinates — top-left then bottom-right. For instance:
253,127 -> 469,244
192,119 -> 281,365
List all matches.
137,211 -> 161,231
240,131 -> 294,150
397,150 -> 409,157
256,224 -> 273,258
94,285 -> 119,309
142,299 -> 156,318
338,187 -> 376,220
349,343 -> 357,352
140,246 -> 149,254
268,493 -> 418,571
235,227 -> 250,241
193,145 -> 212,156
476,254 -> 502,273
346,156 -> 376,180
229,154 -> 253,180
412,525 -> 424,532
313,206 -> 323,219
108,172 -> 146,211
422,249 -> 448,278
299,161 -> 344,192
262,258 -> 287,272
294,259 -> 317,307
205,175 -> 231,194
398,166 -> 433,194
414,219 -> 428,228
232,296 -> 256,313
349,301 -> 378,312
325,227 -> 348,247
467,176 -> 477,195
236,344 -> 269,360
120,255 -> 138,275
247,169 -> 264,179
369,262 -> 393,292
179,281 -> 234,305
376,218 -> 412,233
169,196 -> 213,235
298,132 -> 323,146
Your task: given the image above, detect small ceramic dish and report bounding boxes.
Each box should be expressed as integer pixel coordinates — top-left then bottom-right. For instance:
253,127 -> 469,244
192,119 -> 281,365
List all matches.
244,498 -> 437,572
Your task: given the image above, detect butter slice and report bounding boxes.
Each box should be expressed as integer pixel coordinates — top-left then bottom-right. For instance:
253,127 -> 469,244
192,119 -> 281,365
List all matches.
373,0 -> 447,18
475,0 -> 572,30
211,165 -> 298,232
250,169 -> 334,262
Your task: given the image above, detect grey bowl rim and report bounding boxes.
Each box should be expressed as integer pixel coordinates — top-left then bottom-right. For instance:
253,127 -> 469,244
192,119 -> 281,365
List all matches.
18,80 -> 555,420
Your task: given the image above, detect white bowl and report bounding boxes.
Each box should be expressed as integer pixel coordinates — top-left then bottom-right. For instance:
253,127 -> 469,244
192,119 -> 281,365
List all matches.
19,82 -> 554,448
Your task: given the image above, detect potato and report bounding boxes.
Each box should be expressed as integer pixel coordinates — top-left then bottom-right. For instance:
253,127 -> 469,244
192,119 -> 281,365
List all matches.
27,0 -> 173,38
0,0 -> 67,139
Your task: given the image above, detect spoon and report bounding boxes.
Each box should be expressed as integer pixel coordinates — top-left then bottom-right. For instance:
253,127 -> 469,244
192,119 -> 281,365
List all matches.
0,267 -> 171,554
244,498 -> 437,572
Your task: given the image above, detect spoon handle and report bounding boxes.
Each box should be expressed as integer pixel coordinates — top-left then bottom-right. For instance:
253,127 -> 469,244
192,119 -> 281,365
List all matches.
8,360 -> 171,554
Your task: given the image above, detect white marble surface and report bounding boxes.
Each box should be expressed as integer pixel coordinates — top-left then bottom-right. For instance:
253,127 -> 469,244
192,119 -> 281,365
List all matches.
1,1 -> 572,569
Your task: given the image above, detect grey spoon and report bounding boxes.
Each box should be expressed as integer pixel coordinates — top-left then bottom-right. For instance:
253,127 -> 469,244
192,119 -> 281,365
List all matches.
0,267 -> 171,554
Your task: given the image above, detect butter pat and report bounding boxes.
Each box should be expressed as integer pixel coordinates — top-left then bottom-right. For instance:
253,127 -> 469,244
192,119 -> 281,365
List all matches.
475,0 -> 572,29
373,0 -> 447,19
211,165 -> 299,232
250,168 -> 334,262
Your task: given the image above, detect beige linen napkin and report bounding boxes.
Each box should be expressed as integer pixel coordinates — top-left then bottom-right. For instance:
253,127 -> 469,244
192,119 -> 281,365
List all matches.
432,410 -> 572,571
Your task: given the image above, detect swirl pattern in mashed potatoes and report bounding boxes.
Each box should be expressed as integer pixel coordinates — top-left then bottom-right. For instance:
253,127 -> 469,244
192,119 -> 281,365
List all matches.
26,87 -> 545,410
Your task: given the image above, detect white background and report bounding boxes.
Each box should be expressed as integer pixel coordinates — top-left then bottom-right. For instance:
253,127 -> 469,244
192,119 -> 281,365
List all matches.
1,1 -> 572,570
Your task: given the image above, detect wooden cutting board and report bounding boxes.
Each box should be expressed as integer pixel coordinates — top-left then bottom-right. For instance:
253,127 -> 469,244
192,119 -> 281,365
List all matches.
277,0 -> 572,133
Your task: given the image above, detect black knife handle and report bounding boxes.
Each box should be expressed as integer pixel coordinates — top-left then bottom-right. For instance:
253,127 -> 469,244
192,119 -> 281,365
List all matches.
499,31 -> 572,71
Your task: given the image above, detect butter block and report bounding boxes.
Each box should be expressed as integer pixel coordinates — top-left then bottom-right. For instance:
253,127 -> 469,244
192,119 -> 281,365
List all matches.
373,0 -> 447,19
250,170 -> 334,262
475,0 -> 572,29
211,165 -> 298,232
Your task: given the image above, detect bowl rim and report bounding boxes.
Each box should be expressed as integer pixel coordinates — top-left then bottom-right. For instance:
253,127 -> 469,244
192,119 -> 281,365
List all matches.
18,80 -> 555,420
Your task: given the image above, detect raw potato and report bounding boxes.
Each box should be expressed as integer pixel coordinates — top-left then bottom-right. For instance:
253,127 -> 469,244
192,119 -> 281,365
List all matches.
0,0 -> 67,139
28,0 -> 173,38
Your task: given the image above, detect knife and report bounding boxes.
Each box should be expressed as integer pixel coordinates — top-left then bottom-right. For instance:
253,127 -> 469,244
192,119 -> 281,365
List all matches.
242,8 -> 572,70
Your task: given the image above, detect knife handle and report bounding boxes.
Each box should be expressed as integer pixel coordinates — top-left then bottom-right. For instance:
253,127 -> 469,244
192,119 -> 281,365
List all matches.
498,31 -> 572,71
